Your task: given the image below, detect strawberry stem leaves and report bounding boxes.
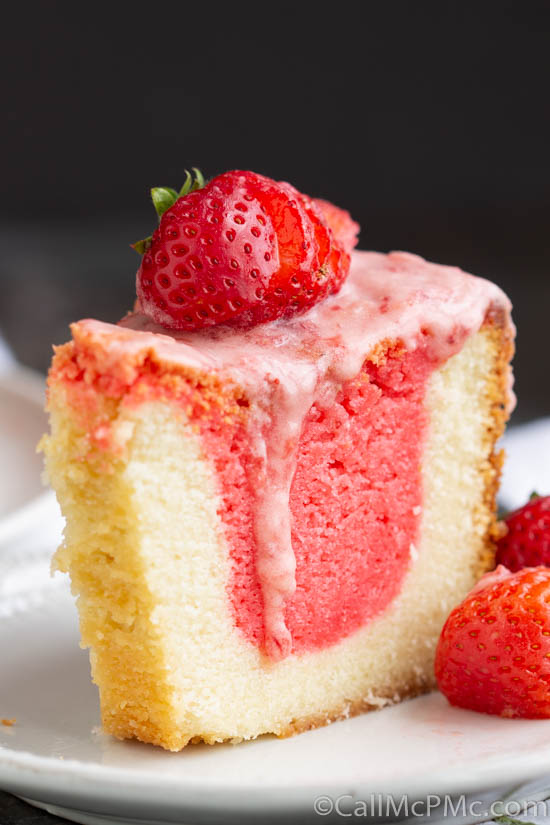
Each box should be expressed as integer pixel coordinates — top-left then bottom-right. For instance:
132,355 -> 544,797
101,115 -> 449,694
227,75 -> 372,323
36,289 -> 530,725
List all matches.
191,167 -> 204,190
132,168 -> 205,254
179,170 -> 192,198
177,168 -> 205,198
151,187 -> 180,218
131,237 -> 152,255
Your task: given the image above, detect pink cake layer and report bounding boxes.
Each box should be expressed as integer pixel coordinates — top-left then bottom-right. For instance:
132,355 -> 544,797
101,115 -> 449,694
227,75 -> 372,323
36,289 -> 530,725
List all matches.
215,345 -> 432,655
49,251 -> 513,660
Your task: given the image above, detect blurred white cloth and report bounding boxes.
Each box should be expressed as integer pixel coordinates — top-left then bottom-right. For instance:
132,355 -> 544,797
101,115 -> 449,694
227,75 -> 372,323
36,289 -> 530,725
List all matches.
0,334 -> 65,606
0,332 -> 15,372
501,420 -> 550,511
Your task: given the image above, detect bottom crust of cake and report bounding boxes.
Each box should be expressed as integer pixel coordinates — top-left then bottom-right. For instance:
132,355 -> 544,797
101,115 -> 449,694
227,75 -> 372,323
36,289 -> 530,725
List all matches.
275,680 -> 434,741
42,317 -> 512,751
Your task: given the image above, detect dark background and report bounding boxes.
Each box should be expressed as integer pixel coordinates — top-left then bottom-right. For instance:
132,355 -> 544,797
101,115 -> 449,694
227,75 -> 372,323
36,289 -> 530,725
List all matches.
0,4 -> 548,821
1,2 -> 549,422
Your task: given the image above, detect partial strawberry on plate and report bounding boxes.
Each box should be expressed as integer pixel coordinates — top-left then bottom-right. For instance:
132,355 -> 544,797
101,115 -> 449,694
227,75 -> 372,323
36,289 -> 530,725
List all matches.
436,565 -> 550,719
40,168 -> 514,751
496,494 -> 550,571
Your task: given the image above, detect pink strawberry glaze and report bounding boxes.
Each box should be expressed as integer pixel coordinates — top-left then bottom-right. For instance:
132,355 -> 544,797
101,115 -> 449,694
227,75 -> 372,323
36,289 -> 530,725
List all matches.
50,251 -> 514,660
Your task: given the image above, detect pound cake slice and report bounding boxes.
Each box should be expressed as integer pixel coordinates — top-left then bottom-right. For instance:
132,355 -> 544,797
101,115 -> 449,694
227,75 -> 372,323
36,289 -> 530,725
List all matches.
42,252 -> 513,750
41,172 -> 514,750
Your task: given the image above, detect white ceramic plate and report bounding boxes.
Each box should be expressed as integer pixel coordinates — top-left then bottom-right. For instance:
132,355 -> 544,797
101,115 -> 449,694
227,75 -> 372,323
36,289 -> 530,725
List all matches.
2,567 -> 550,825
2,413 -> 550,825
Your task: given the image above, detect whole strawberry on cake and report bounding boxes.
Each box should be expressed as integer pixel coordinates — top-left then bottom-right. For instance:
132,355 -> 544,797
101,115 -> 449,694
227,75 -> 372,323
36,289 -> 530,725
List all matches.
41,169 -> 515,750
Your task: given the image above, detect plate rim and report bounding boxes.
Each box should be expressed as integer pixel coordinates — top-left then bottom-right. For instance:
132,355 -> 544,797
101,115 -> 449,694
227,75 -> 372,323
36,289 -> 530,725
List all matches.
2,717 -> 550,819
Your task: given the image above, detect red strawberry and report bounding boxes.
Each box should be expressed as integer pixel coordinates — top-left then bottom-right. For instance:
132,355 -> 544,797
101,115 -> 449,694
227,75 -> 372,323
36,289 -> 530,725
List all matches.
496,495 -> 550,571
435,565 -> 550,718
134,169 -> 359,331
314,198 -> 360,254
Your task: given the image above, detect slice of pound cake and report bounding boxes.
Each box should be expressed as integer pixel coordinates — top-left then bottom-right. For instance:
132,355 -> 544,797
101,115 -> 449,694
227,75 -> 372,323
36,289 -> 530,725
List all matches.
41,170 -> 514,750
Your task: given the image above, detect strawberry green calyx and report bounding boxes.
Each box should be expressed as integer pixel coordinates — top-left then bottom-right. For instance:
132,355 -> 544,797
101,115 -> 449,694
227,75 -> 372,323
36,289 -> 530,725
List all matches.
132,237 -> 153,255
132,168 -> 205,254
150,187 -> 180,219
151,168 -> 205,218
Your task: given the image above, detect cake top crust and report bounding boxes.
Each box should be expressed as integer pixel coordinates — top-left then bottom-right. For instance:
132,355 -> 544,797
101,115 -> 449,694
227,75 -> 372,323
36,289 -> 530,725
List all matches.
77,250 -> 512,392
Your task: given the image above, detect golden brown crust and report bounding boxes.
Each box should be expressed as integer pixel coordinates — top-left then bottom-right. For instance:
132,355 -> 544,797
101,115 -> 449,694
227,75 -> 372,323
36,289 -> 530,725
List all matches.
103,709 -> 191,751
473,308 -> 515,578
49,336 -> 250,427
105,675 -> 436,748
277,678 -> 434,739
